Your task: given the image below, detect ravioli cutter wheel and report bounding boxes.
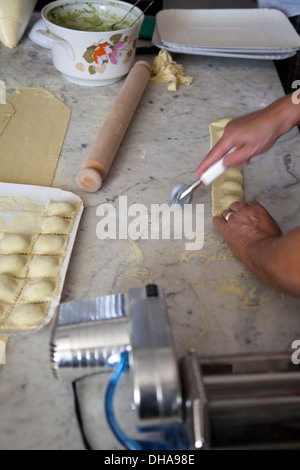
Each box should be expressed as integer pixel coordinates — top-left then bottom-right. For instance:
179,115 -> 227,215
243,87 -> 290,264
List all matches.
170,147 -> 236,205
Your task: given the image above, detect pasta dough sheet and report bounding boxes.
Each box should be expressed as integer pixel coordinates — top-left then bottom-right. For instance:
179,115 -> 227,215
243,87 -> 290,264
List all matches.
0,87 -> 70,186
0,102 -> 14,135
210,118 -> 244,216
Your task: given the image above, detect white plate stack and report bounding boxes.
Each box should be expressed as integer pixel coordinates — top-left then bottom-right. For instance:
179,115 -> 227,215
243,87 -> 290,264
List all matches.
152,9 -> 300,60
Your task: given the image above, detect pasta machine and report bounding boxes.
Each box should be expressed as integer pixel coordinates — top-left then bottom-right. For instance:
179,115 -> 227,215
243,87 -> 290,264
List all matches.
50,284 -> 300,450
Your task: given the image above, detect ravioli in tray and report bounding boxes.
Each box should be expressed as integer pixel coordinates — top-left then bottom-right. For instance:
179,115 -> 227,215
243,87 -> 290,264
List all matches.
0,183 -> 83,335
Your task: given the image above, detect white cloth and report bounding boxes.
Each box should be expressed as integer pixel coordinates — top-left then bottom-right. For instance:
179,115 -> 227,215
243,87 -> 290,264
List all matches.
258,1 -> 300,17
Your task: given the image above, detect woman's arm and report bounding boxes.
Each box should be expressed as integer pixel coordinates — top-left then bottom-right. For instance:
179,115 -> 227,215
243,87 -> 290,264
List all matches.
196,94 -> 300,178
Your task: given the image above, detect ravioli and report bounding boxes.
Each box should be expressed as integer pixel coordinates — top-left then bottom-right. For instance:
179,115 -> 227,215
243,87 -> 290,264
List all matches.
39,216 -> 73,234
0,254 -> 28,277
44,201 -> 78,218
0,195 -> 82,334
0,233 -> 31,254
0,274 -> 22,303
0,301 -> 12,323
28,255 -> 62,278
20,279 -> 58,303
212,167 -> 244,217
3,303 -> 50,330
33,234 -> 69,255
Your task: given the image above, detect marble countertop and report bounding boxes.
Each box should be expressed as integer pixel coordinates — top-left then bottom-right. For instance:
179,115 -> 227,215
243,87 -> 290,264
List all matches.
0,12 -> 300,450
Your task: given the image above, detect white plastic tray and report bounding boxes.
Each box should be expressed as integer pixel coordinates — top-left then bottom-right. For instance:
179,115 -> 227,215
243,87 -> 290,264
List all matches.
156,8 -> 300,51
0,183 -> 83,335
152,23 -> 297,60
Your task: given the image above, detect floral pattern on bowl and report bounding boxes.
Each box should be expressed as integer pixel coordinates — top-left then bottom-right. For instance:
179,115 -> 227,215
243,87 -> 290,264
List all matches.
76,32 -> 137,75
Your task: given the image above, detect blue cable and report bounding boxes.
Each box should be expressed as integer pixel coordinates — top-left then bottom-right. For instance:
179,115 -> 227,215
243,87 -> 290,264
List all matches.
105,351 -> 174,450
105,351 -> 144,450
105,351 -> 191,450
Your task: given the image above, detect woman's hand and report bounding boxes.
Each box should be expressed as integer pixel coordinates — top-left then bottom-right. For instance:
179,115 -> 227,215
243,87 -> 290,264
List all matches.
213,201 -> 282,266
196,94 -> 300,179
214,201 -> 300,296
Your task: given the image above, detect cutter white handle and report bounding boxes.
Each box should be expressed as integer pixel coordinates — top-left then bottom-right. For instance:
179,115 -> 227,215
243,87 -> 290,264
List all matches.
200,147 -> 237,186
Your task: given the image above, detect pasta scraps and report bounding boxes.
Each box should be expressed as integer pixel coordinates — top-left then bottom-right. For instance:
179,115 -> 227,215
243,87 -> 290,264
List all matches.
149,49 -> 193,92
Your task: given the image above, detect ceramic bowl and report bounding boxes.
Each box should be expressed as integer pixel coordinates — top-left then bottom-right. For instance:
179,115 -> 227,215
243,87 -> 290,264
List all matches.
37,0 -> 144,86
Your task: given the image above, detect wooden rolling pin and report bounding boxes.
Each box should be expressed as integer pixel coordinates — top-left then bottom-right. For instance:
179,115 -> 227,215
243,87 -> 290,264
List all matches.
76,60 -> 151,192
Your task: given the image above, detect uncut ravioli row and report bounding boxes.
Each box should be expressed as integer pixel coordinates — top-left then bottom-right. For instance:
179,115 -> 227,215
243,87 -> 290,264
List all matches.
0,201 -> 80,332
211,166 -> 244,217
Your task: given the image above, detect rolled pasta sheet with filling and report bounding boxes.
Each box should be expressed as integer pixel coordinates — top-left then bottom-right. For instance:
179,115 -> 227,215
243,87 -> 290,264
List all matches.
210,118 -> 244,217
